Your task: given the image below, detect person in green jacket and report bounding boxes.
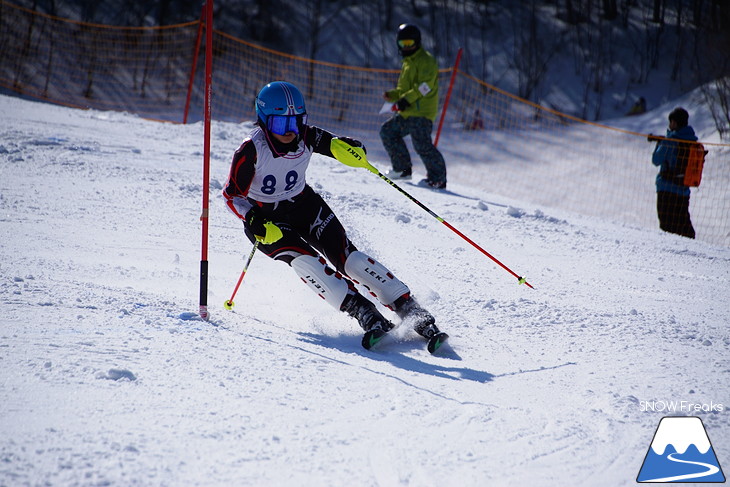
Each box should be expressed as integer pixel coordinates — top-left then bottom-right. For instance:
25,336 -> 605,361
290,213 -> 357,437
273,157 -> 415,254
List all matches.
380,23 -> 447,189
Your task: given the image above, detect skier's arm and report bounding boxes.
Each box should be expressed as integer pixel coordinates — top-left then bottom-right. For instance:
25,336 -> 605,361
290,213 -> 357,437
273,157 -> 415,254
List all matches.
306,125 -> 365,160
223,140 -> 257,219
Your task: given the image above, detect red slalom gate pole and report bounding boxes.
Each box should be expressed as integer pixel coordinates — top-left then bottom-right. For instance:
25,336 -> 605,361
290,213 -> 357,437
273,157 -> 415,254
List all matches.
183,5 -> 205,124
434,47 -> 463,147
198,0 -> 214,321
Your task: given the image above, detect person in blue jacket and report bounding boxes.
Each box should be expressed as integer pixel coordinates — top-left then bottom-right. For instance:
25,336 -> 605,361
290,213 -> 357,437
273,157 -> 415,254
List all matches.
649,107 -> 696,239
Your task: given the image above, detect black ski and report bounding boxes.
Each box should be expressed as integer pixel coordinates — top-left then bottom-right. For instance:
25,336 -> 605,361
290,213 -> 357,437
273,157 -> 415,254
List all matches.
362,328 -> 388,350
427,332 -> 449,354
361,329 -> 449,354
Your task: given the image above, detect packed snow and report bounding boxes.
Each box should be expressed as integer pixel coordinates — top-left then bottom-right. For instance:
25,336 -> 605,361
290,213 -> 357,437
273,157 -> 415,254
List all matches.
1,93 -> 728,486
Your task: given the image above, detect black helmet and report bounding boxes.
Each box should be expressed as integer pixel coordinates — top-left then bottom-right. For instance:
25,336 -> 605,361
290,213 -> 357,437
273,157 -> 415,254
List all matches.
397,23 -> 421,56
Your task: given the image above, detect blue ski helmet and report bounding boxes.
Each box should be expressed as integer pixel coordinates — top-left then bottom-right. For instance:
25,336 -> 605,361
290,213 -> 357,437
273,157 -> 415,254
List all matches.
255,81 -> 307,135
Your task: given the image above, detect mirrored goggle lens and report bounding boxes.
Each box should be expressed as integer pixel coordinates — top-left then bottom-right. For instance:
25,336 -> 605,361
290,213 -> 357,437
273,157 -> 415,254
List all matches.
267,114 -> 307,135
398,39 -> 416,48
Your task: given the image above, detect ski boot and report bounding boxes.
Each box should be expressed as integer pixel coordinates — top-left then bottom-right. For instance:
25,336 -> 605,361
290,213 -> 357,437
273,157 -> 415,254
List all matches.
384,168 -> 412,180
393,294 -> 449,353
342,292 -> 394,350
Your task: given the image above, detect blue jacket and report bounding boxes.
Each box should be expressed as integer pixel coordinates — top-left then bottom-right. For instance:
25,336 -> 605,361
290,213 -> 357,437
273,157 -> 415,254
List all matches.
652,125 -> 697,196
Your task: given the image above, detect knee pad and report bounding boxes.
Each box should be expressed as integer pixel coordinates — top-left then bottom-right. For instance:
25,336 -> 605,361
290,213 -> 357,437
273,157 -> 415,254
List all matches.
344,251 -> 409,307
291,255 -> 350,310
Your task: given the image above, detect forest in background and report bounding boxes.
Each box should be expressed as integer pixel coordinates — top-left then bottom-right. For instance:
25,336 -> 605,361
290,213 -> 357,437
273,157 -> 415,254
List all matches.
9,0 -> 730,129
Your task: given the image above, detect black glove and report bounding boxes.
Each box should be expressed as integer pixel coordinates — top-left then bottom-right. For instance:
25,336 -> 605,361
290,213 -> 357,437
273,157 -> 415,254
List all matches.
647,134 -> 660,142
245,208 -> 283,244
396,98 -> 410,111
336,136 -> 366,154
245,208 -> 265,238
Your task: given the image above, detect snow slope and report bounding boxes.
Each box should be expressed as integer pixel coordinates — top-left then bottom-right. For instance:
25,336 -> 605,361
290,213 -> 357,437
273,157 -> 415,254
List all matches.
1,94 -> 728,487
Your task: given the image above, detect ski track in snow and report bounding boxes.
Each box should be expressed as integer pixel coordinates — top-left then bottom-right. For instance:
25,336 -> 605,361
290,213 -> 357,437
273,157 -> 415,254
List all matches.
1,94 -> 729,486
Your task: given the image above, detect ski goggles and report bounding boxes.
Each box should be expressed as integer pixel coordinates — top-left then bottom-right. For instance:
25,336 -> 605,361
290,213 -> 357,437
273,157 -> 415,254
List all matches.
267,113 -> 307,135
397,39 -> 416,49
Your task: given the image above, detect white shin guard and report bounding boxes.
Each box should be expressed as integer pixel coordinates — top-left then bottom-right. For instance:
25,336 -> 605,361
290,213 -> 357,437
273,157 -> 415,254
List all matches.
291,255 -> 350,310
344,251 -> 409,307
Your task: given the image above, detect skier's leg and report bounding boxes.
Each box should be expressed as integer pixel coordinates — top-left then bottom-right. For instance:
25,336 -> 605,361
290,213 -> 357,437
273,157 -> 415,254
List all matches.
343,250 -> 409,306
343,251 -> 441,338
244,195 -> 390,332
290,254 -> 350,309
290,254 -> 392,332
287,187 -> 357,273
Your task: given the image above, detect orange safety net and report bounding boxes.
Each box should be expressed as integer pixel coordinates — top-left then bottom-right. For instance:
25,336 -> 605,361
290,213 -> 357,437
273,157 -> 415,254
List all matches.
1,1 -> 728,246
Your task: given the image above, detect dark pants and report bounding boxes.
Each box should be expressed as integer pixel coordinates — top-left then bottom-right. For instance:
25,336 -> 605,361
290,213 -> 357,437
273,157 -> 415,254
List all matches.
380,115 -> 447,183
657,191 -> 695,239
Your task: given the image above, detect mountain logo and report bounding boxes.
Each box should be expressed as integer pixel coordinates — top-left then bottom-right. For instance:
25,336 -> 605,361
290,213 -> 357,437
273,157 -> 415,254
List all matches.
637,416 -> 726,483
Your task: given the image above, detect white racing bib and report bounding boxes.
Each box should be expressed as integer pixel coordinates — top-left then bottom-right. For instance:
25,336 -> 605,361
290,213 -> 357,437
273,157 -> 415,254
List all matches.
249,128 -> 311,203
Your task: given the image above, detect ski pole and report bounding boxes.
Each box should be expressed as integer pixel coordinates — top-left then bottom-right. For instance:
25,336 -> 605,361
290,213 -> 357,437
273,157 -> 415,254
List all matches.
224,241 -> 259,310
330,139 -> 534,289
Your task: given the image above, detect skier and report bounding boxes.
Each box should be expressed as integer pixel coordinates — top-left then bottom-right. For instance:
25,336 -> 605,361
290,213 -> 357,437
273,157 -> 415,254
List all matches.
223,81 -> 448,352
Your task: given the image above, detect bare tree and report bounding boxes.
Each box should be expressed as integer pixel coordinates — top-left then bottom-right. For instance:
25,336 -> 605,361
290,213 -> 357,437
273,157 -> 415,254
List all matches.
509,2 -> 561,103
651,0 -> 665,23
602,0 -> 618,20
697,0 -> 730,138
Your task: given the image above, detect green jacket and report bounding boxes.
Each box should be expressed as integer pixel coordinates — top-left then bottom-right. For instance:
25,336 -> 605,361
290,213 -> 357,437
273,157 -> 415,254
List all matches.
385,47 -> 440,121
